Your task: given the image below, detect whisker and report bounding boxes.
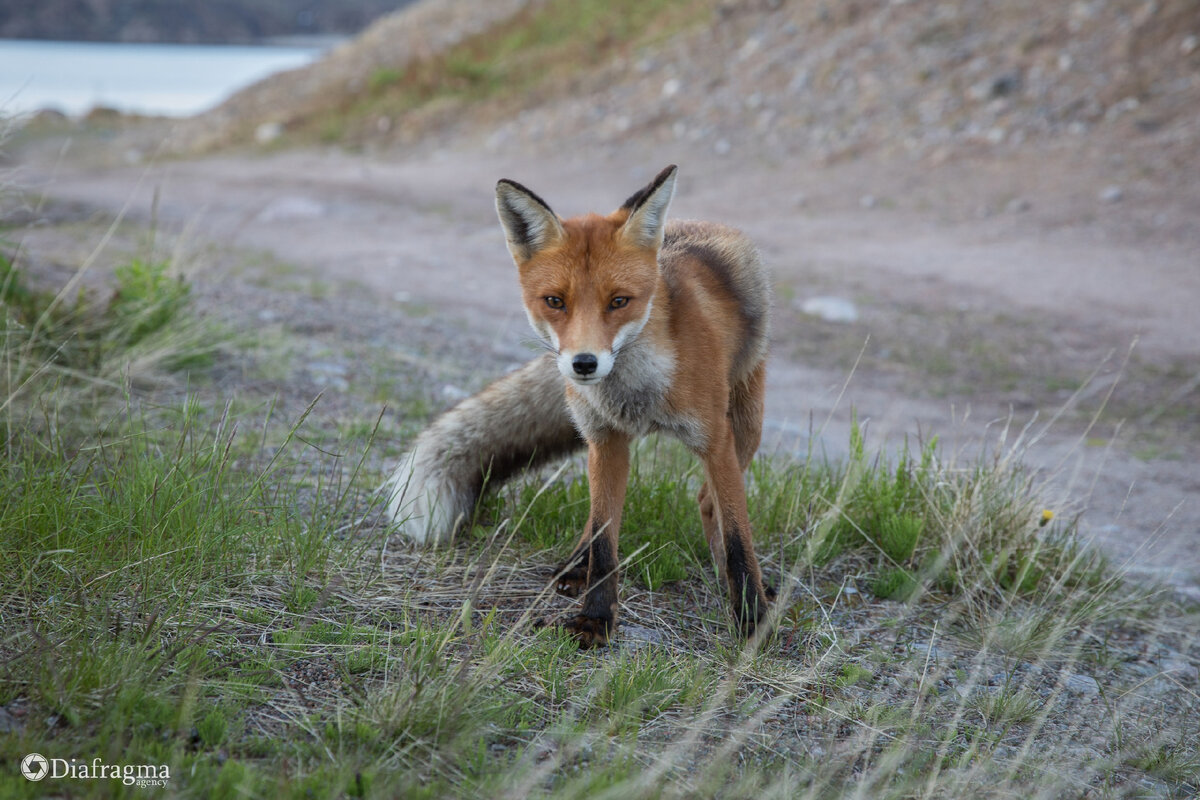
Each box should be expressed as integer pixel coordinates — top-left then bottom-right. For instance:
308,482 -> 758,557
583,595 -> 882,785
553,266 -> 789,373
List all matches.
520,335 -> 559,355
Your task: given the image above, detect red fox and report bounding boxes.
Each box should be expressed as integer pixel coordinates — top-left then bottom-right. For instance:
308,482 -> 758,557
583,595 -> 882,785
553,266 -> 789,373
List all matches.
385,165 -> 771,647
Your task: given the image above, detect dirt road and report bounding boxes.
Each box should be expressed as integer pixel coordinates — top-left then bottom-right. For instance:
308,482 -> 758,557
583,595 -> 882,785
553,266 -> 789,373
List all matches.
12,139 -> 1199,597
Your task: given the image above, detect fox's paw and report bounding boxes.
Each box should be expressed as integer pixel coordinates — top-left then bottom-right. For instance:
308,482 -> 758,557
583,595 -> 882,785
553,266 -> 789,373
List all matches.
549,552 -> 589,597
534,614 -> 614,648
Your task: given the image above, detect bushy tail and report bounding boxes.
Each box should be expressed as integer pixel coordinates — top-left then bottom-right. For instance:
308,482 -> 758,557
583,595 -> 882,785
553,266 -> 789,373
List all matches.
383,354 -> 583,544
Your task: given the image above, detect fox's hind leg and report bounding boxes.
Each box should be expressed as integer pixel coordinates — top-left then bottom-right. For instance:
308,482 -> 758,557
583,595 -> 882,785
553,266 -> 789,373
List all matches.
729,361 -> 766,472
697,362 -> 770,635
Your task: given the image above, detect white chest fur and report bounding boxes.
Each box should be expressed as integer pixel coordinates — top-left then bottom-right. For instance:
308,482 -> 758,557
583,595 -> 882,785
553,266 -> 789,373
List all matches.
565,339 -> 707,451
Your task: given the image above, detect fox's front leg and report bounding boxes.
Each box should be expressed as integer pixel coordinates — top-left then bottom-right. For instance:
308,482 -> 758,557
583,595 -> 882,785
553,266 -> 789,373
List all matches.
551,432 -> 630,648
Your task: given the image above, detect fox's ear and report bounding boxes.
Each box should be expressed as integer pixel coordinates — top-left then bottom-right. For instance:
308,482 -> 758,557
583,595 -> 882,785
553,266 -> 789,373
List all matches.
496,179 -> 565,263
619,165 -> 677,249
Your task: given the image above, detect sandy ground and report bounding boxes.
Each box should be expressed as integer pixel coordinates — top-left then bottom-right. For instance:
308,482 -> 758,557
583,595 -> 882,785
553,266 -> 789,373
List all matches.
8,136 -> 1199,598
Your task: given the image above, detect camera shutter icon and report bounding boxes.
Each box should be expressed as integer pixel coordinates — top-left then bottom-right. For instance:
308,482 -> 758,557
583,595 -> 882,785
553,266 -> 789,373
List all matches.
21,753 -> 49,781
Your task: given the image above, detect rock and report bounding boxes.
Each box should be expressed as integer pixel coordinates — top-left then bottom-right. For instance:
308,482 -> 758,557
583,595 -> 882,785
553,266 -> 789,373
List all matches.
0,707 -> 22,734
967,71 -> 1021,102
661,78 -> 681,98
859,194 -> 877,209
1099,185 -> 1124,203
254,121 -> 284,144
257,196 -> 326,222
1160,656 -> 1199,682
907,642 -> 946,662
737,37 -> 762,61
441,384 -> 469,402
620,624 -> 664,647
1006,198 -> 1031,213
1126,661 -> 1158,679
1105,97 -> 1139,120
308,361 -> 349,391
713,138 -> 732,156
990,71 -> 1022,97
799,296 -> 859,323
1063,672 -> 1100,696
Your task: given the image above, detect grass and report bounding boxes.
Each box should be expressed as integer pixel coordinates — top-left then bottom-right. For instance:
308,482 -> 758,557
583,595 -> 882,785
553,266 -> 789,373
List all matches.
476,409 -> 1103,612
2,230 -> 1198,798
1,243 -> 217,414
296,0 -> 715,145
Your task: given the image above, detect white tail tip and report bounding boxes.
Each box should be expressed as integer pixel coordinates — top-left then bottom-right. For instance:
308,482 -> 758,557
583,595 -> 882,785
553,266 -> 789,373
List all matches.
383,449 -> 462,545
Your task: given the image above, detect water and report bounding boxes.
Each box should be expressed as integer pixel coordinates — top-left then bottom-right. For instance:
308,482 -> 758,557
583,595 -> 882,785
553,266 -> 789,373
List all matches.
0,39 -> 329,118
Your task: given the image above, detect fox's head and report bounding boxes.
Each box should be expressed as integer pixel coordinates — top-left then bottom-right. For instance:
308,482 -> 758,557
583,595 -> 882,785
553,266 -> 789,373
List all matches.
495,165 -> 677,386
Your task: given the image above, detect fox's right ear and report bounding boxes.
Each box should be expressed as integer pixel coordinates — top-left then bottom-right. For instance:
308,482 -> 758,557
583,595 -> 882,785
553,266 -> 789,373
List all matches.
496,179 -> 566,263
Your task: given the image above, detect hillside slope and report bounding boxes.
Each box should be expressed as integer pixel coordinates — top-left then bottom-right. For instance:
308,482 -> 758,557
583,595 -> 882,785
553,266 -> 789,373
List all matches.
173,0 -> 532,151
173,0 -> 1199,191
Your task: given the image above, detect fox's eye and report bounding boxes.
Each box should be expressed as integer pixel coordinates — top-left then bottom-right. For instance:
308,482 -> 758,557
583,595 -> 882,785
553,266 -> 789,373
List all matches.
609,297 -> 630,310
545,296 -> 565,310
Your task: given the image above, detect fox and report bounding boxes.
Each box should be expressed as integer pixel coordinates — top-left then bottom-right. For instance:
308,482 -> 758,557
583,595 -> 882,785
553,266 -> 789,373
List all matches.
384,165 -> 772,647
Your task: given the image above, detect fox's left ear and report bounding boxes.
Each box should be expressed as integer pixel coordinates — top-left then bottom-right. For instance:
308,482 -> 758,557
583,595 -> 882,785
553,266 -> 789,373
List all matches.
619,165 -> 677,249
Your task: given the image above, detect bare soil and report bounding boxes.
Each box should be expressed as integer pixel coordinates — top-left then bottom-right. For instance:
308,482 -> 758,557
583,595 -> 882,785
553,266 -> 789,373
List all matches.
6,129 -> 1199,599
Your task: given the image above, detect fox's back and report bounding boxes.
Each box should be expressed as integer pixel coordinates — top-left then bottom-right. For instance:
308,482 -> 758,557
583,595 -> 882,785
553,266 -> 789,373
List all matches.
659,220 -> 770,380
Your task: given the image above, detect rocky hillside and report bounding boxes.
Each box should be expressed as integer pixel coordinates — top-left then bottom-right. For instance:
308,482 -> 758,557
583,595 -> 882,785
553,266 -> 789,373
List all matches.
0,0 -> 414,44
171,0 -> 1199,190
172,0 -> 531,151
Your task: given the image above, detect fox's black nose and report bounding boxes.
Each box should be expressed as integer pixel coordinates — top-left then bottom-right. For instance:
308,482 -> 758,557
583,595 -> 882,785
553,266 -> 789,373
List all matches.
572,353 -> 599,376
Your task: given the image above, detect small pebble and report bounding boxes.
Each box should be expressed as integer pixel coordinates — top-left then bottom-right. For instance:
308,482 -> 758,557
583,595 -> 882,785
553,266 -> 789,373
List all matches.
800,296 -> 859,323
